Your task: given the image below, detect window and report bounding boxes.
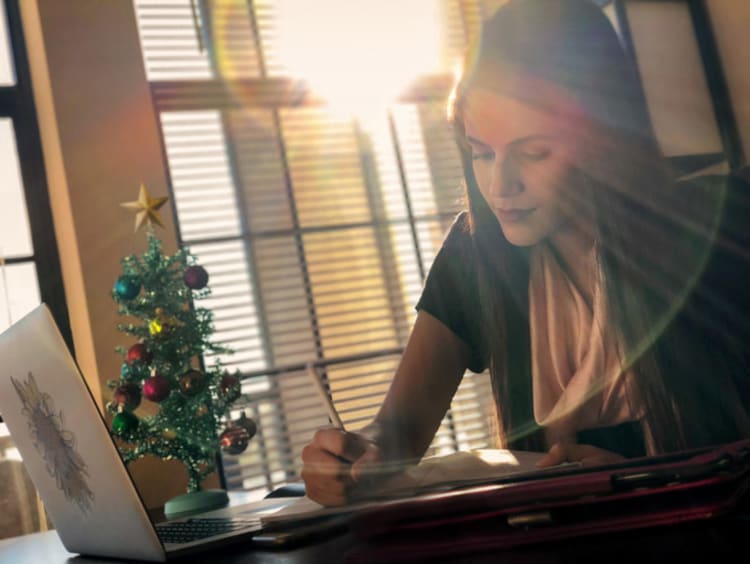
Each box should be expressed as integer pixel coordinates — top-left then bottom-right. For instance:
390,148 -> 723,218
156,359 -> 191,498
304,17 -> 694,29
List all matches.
0,0 -> 70,539
0,118 -> 39,323
0,0 -> 69,339
134,0 -> 493,498
0,0 -> 13,86
601,0 -> 742,174
134,0 -> 741,499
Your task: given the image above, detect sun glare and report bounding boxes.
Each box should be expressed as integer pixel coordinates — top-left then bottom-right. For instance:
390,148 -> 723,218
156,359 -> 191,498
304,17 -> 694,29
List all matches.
276,0 -> 443,119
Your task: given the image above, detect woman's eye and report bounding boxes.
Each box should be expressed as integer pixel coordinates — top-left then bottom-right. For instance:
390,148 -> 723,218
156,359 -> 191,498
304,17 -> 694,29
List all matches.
520,147 -> 551,161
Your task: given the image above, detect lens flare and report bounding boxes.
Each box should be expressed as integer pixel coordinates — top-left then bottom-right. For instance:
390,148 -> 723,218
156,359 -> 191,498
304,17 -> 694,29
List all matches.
274,0 -> 442,119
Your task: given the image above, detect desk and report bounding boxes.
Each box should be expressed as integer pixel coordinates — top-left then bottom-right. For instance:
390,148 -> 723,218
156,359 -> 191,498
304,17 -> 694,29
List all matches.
0,528 -> 355,563
1,516 -> 748,563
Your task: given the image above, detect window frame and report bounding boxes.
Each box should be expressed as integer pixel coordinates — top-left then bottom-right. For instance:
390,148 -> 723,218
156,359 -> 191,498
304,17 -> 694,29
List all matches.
1,0 -> 71,350
607,0 -> 744,171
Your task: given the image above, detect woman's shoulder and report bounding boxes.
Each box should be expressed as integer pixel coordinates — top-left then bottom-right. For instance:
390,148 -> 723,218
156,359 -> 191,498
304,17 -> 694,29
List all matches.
684,172 -> 750,239
677,172 -> 750,336
673,172 -> 750,216
442,211 -> 473,247
428,211 -> 477,270
667,172 -> 750,248
417,211 -> 487,372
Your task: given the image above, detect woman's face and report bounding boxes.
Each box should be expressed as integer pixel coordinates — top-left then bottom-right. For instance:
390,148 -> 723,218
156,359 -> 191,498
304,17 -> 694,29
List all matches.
462,86 -> 590,247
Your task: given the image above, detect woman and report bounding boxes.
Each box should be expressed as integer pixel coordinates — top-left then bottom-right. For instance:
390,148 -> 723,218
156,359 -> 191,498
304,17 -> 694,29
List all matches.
302,0 -> 750,506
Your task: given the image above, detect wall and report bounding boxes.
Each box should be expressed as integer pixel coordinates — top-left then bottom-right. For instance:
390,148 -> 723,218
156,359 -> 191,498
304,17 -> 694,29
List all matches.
707,0 -> 750,166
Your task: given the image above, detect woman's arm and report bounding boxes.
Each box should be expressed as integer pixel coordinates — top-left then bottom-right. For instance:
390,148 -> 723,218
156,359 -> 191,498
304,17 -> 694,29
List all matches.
363,309 -> 471,461
301,310 -> 470,505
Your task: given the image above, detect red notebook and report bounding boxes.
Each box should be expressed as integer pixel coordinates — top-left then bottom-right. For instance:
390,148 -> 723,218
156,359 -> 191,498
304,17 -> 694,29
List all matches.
348,440 -> 750,563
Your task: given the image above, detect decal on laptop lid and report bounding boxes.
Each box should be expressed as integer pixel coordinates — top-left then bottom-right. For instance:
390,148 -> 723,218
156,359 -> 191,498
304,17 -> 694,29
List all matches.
12,372 -> 95,513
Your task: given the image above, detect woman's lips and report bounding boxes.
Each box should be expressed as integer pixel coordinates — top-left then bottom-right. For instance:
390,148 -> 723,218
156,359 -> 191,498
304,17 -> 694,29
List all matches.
495,208 -> 536,223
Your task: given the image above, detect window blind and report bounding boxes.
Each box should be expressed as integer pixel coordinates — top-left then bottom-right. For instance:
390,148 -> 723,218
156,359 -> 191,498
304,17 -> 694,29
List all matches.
135,0 -> 498,499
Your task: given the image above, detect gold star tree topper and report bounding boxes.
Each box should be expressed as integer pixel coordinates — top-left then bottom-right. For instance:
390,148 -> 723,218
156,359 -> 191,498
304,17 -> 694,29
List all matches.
121,183 -> 169,232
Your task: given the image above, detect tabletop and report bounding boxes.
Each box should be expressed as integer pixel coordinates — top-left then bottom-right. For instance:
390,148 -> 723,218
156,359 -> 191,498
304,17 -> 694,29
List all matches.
2,513 -> 749,563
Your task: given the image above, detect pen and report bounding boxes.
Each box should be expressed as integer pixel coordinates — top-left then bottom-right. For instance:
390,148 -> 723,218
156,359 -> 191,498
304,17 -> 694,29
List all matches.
306,363 -> 345,429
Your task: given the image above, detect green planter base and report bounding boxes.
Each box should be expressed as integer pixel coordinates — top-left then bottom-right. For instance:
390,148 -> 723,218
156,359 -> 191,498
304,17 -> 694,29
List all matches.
164,489 -> 230,520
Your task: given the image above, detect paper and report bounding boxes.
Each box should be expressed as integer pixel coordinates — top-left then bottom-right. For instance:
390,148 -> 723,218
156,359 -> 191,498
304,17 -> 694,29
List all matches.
375,449 -> 548,496
260,494 -> 384,526
261,449 -> 566,526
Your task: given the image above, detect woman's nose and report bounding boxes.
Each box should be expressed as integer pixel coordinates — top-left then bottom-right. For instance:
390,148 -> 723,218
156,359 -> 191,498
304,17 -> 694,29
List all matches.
490,159 -> 524,198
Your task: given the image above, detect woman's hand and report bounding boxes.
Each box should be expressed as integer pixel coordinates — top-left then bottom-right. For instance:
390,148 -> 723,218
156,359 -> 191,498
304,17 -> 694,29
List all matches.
301,428 -> 384,506
301,312 -> 470,505
536,443 -> 626,468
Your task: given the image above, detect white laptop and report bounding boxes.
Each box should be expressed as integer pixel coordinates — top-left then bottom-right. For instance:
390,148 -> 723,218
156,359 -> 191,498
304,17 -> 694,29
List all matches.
0,304 -> 279,561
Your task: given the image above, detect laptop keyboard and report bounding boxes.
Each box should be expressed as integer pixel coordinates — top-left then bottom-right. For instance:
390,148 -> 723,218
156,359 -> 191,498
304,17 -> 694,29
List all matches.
156,517 -> 262,544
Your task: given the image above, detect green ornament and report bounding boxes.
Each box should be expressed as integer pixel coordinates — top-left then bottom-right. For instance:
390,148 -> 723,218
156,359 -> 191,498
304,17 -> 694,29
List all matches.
114,276 -> 141,300
112,411 -> 139,435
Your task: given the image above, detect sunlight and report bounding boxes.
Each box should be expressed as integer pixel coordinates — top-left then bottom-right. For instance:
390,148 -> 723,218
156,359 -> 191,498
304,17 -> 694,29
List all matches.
275,0 -> 442,119
474,449 -> 520,465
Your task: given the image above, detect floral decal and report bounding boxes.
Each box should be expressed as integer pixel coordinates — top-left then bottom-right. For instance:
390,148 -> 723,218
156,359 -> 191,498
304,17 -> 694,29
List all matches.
11,373 -> 94,514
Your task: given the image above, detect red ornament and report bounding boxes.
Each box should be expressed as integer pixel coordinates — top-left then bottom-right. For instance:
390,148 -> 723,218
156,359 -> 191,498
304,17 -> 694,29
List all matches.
219,374 -> 241,402
179,369 -> 206,397
143,374 -> 171,402
112,382 -> 142,411
126,343 -> 152,365
235,413 -> 257,440
184,265 -> 209,290
219,426 -> 249,455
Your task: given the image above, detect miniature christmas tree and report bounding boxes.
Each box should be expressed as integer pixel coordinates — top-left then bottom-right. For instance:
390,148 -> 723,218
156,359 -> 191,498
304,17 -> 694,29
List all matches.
107,184 -> 255,505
